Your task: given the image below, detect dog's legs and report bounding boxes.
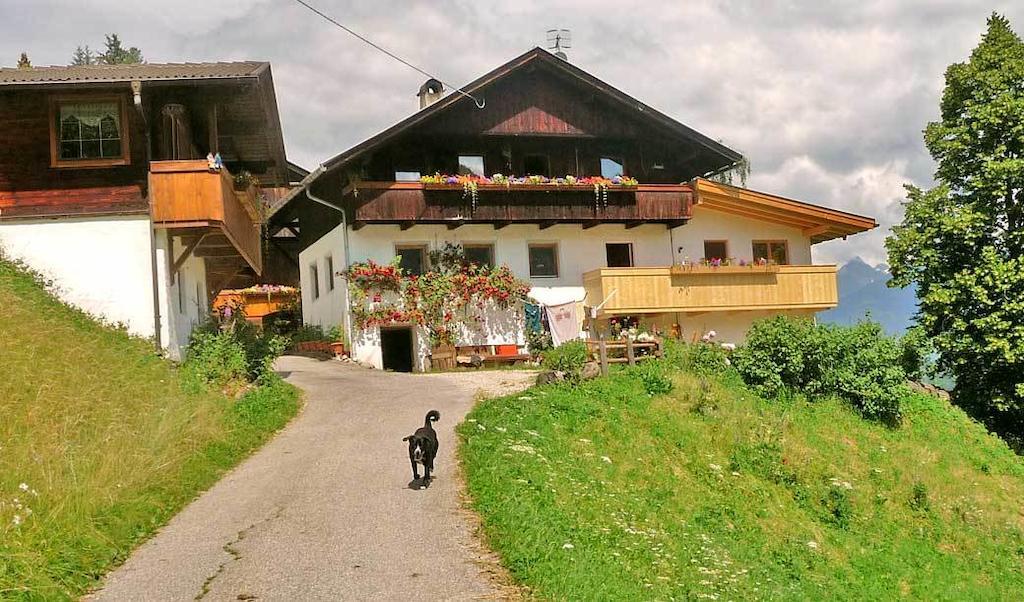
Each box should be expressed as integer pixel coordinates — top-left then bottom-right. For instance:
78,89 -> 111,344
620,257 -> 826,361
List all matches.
423,462 -> 431,482
411,459 -> 420,481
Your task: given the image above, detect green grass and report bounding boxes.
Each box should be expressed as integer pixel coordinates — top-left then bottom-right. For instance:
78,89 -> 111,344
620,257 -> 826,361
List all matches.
460,364 -> 1024,600
0,257 -> 300,599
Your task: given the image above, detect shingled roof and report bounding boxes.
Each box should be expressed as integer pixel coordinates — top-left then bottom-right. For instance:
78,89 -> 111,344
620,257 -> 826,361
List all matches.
0,61 -> 268,85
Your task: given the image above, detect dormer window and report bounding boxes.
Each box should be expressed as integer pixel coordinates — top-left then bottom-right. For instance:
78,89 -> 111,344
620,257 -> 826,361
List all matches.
458,154 -> 485,177
49,96 -> 130,168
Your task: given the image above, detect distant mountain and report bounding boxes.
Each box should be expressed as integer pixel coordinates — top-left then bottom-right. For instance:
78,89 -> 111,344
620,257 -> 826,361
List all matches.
818,257 -> 918,335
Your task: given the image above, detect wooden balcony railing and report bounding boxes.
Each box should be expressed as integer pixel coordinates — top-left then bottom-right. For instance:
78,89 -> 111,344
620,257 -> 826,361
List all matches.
583,264 -> 839,315
346,181 -> 692,228
149,160 -> 262,274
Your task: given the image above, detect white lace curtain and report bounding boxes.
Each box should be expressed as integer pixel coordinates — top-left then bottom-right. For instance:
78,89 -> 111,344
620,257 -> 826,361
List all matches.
60,102 -> 119,129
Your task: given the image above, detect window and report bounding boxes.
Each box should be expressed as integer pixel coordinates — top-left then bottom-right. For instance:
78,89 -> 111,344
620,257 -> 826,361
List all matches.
325,255 -> 335,291
463,243 -> 495,268
309,263 -> 320,300
528,243 -> 559,277
396,244 -> 428,276
605,243 -> 634,267
523,154 -> 550,175
395,170 -> 421,182
752,240 -> 789,265
457,154 -> 485,177
50,97 -> 129,167
703,240 -> 728,262
600,157 -> 624,179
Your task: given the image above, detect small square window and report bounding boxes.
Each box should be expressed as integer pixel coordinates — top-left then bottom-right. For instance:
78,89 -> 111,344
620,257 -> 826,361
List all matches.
51,98 -> 128,166
395,170 -> 421,182
325,255 -> 335,291
396,245 -> 428,276
528,243 -> 559,278
600,157 -> 624,178
463,243 -> 495,268
523,154 -> 550,176
752,241 -> 789,265
309,263 -> 320,300
605,243 -> 634,267
703,240 -> 728,261
458,155 -> 485,177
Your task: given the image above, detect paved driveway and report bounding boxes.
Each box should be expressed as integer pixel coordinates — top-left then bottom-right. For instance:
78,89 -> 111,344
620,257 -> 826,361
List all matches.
91,356 -> 533,601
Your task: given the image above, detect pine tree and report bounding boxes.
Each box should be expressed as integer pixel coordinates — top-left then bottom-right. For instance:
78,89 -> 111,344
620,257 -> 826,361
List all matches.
71,45 -> 95,66
98,34 -> 143,65
17,52 -> 31,69
887,13 -> 1024,446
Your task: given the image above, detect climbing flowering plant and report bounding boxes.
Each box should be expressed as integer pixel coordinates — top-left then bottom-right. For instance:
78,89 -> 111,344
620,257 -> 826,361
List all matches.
342,246 -> 531,347
420,172 -> 638,211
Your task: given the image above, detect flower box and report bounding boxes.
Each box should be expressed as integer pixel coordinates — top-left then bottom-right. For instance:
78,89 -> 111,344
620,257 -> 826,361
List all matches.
669,264 -> 781,276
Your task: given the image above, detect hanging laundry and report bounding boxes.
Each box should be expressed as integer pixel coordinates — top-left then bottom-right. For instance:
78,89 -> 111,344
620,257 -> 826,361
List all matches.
523,302 -> 543,333
546,301 -> 582,347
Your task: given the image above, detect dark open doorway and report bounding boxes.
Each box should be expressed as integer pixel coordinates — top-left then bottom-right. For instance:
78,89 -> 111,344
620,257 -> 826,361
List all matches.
381,326 -> 414,372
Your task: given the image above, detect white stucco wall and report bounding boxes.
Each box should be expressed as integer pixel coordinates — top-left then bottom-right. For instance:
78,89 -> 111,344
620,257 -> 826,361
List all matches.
0,216 -> 158,338
299,214 -> 816,370
154,231 -> 208,360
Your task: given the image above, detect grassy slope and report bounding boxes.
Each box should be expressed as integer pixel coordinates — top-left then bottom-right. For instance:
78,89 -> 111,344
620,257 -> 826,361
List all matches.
460,367 -> 1024,600
0,258 -> 299,599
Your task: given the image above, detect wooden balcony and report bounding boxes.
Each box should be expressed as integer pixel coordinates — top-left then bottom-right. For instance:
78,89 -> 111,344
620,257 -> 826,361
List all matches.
149,160 -> 262,276
347,181 -> 692,229
583,264 -> 839,315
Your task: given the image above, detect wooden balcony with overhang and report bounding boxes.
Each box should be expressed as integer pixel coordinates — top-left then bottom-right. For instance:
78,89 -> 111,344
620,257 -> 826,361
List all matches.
344,181 -> 693,229
584,264 -> 840,317
149,160 -> 263,289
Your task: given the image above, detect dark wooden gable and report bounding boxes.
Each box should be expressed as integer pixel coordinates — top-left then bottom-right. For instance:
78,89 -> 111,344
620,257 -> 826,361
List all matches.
419,65 -> 646,139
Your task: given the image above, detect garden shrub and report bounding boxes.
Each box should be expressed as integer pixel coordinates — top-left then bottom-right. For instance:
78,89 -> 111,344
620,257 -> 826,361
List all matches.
185,320 -> 288,388
664,339 -> 732,376
625,360 -> 675,396
541,340 -> 589,381
733,316 -> 910,422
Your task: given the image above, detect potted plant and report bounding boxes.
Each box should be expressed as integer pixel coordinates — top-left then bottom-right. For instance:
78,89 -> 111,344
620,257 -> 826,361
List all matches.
328,325 -> 348,357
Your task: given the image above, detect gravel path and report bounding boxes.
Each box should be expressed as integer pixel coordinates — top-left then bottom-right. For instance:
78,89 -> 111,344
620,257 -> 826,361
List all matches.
90,356 -> 533,601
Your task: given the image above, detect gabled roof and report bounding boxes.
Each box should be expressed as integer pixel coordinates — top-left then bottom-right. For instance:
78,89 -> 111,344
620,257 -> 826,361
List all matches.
691,178 -> 877,244
321,47 -> 742,172
0,61 -> 269,86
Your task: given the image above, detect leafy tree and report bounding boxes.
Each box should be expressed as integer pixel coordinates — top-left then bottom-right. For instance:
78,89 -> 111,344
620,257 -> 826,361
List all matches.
98,34 -> 143,65
17,52 -> 31,68
71,45 -> 96,66
887,13 -> 1024,443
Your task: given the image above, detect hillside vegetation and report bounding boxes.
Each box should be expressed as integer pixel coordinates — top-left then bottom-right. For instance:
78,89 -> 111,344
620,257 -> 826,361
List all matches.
460,341 -> 1024,600
0,257 -> 299,599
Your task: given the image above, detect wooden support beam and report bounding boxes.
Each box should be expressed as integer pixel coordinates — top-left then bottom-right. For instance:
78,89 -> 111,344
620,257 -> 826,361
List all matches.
625,221 -> 646,229
582,221 -> 604,230
171,232 -> 207,282
802,224 -> 832,238
196,247 -> 242,258
538,220 -> 558,230
352,221 -> 367,231
665,219 -> 687,229
492,221 -> 510,230
446,221 -> 464,230
399,221 -> 416,231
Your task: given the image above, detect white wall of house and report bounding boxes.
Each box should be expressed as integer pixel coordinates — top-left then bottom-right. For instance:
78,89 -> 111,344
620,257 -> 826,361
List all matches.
0,215 -> 158,337
0,215 -> 212,361
154,232 -> 208,360
298,213 -> 817,370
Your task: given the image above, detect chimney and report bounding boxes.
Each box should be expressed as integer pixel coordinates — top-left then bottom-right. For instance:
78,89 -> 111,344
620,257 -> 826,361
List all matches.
417,78 -> 444,110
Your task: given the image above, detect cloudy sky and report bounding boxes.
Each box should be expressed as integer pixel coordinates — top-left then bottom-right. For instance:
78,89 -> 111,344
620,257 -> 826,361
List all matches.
4,0 -> 1022,265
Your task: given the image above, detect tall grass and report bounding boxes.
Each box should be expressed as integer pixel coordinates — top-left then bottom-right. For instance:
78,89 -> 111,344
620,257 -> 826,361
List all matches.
0,257 -> 299,599
460,358 -> 1024,600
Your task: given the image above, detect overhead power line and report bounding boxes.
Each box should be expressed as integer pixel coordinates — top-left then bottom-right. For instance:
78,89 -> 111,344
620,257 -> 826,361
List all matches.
291,0 -> 486,109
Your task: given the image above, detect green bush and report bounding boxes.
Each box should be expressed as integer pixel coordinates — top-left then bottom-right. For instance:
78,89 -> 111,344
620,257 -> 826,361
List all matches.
898,326 -> 932,382
185,320 -> 287,388
734,316 -> 909,422
664,339 -> 733,376
625,360 -> 675,396
541,340 -> 589,381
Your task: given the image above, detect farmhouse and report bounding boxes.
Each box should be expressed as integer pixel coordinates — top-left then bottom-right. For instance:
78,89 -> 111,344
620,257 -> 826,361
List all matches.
0,62 -> 293,358
273,48 -> 876,371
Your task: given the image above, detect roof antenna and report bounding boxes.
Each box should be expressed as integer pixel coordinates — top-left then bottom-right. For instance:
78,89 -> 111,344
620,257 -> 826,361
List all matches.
547,29 -> 571,61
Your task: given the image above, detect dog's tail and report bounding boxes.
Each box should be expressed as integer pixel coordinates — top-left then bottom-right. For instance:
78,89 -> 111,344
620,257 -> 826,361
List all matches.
424,409 -> 441,427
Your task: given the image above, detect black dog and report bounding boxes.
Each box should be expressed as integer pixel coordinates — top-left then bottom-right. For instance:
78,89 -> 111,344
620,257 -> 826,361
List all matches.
403,410 -> 440,487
